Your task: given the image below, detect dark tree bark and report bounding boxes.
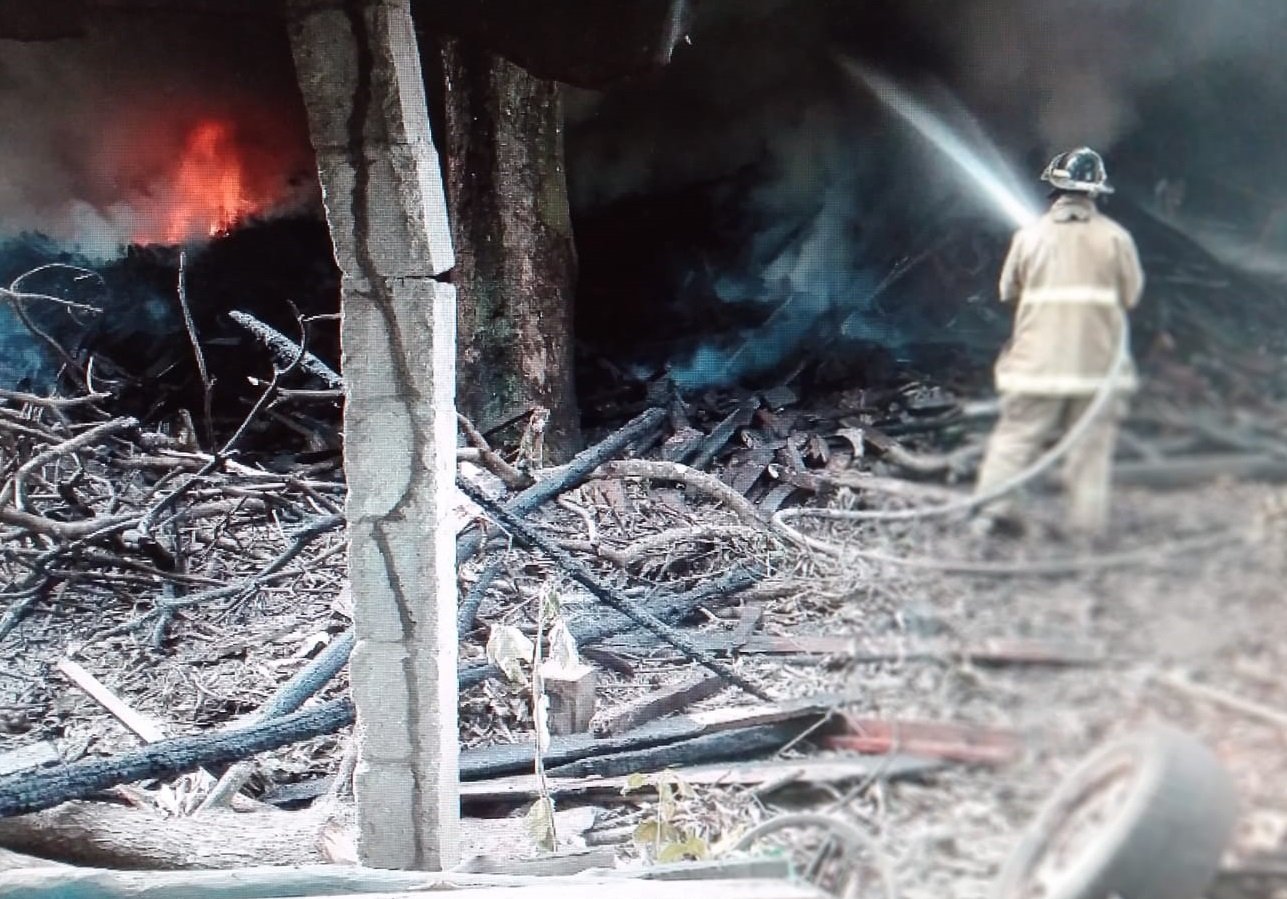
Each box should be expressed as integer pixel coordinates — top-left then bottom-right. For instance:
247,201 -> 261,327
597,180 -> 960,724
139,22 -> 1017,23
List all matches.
432,38 -> 581,459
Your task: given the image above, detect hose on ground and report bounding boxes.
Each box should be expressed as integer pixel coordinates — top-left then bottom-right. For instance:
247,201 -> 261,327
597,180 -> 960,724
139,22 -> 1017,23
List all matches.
770,313 -> 1245,572
728,812 -> 897,899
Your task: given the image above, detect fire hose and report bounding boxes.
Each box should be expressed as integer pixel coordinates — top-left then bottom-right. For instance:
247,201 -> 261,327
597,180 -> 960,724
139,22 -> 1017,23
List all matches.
770,311 -> 1243,573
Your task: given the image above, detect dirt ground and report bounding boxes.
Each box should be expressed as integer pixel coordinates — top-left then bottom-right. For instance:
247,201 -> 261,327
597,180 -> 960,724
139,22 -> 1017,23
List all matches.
791,480 -> 1287,898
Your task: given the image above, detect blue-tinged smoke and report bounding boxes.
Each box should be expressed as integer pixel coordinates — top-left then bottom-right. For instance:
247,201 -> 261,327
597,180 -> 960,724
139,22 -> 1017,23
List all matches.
0,236 -> 177,390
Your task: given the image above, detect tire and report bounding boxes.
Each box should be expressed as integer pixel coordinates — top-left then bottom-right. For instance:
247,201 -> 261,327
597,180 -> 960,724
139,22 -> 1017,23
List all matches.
994,724 -> 1238,899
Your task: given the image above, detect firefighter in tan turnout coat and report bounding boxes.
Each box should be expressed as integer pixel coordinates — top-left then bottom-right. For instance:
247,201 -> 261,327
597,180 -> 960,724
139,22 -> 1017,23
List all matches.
974,147 -> 1144,536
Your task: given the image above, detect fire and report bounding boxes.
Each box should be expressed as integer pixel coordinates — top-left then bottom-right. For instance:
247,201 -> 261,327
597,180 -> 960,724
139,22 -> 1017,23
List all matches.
112,107 -> 313,249
158,119 -> 250,244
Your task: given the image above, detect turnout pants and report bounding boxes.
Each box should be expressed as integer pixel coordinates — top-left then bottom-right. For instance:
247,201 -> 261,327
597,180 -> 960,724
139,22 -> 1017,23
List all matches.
974,392 -> 1127,534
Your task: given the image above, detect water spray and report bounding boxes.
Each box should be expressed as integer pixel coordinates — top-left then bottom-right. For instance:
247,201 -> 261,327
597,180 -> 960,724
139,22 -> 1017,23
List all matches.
837,57 -> 1039,229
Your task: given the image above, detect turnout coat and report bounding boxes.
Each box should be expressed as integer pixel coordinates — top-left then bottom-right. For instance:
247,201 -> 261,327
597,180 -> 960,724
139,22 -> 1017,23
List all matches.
994,194 -> 1145,395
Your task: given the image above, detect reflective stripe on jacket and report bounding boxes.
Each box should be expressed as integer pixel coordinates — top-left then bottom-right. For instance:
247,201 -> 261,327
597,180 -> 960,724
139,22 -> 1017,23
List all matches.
994,195 -> 1144,395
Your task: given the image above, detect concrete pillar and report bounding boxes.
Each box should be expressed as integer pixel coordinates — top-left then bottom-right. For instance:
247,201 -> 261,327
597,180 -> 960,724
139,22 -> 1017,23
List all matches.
287,0 -> 459,870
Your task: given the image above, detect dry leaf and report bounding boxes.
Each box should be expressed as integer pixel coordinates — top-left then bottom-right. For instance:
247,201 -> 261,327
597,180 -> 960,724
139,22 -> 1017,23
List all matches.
318,821 -> 358,864
486,625 -> 534,683
544,621 -> 581,674
526,797 -> 557,853
534,693 -> 552,753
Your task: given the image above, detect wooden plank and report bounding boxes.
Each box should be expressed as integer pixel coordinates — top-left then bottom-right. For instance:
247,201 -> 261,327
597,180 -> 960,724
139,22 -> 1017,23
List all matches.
456,847 -> 617,876
265,753 -> 942,808
690,403 -> 758,471
460,755 -> 941,803
757,483 -> 798,515
823,717 -> 1020,766
729,446 -> 777,496
540,664 -> 598,736
56,659 -> 167,743
590,670 -> 727,737
631,856 -> 793,881
738,635 -> 1104,666
730,603 -> 765,646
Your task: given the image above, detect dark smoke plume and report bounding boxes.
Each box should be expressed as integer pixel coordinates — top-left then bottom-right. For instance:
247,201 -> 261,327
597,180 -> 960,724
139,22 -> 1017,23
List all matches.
567,0 -> 1287,388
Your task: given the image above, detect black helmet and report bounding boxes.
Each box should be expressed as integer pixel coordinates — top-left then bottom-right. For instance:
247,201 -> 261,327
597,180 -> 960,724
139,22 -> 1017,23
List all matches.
1040,147 -> 1114,195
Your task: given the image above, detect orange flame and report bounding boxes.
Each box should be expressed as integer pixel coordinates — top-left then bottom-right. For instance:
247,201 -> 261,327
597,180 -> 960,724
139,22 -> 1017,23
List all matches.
159,119 -> 251,244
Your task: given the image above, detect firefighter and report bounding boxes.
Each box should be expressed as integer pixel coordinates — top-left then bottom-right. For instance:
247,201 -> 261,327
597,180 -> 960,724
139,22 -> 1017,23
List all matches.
973,147 -> 1144,537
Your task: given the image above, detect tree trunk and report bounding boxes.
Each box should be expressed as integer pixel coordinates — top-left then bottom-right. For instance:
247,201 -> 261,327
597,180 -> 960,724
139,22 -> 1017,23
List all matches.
431,38 -> 582,459
0,801 -> 339,869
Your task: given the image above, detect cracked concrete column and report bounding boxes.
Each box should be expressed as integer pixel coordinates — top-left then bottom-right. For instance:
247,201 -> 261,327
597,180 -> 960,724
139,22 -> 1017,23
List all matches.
287,0 -> 459,870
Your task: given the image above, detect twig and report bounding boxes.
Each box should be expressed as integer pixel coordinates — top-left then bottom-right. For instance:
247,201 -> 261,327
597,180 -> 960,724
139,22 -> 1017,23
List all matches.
765,464 -> 957,502
457,476 -> 771,701
458,412 -> 533,489
0,699 -> 355,819
255,628 -> 355,720
558,496 -> 598,544
113,512 -> 345,630
0,416 -> 64,443
201,631 -> 357,810
265,386 -> 344,403
556,539 -> 630,568
0,577 -> 54,644
195,761 -> 254,812
0,388 -> 111,409
0,507 -> 137,541
9,263 -> 106,301
325,731 -> 361,802
175,252 -> 215,448
531,587 -> 559,851
0,287 -> 100,315
136,334 -> 304,540
0,416 -> 137,510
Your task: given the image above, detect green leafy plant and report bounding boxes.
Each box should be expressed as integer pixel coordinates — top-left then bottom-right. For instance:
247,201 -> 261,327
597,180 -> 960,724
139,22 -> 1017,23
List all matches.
623,771 -> 710,863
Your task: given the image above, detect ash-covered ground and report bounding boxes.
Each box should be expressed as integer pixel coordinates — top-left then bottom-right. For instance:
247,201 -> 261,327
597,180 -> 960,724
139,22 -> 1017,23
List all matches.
2,369 -> 1285,895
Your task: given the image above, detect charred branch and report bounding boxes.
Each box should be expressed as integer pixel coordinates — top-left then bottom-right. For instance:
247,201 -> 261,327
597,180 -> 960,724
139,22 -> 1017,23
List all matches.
0,700 -> 355,819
